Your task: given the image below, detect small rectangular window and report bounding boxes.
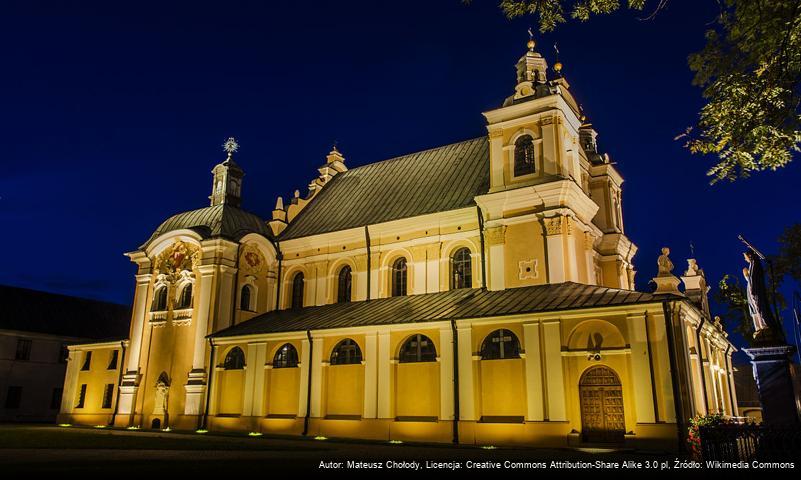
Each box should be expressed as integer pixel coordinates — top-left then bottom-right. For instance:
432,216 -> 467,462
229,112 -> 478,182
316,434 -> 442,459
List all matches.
81,351 -> 92,371
51,388 -> 63,410
15,339 -> 32,361
102,384 -> 114,409
5,386 -> 22,409
76,384 -> 87,408
107,350 -> 119,370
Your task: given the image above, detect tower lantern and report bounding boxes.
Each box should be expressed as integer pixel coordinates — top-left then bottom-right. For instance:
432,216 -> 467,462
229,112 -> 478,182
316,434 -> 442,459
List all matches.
210,137 -> 245,208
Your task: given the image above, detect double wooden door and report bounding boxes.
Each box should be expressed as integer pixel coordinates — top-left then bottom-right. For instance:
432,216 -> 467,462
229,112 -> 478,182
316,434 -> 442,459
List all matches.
579,366 -> 625,444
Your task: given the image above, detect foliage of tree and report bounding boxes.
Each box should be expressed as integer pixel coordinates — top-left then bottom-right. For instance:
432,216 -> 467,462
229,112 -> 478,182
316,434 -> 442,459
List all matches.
775,223 -> 801,282
496,0 -> 801,182
715,273 -> 755,343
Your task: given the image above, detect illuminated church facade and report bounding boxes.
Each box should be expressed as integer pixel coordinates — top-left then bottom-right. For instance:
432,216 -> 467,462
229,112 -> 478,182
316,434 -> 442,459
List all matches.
58,39 -> 737,449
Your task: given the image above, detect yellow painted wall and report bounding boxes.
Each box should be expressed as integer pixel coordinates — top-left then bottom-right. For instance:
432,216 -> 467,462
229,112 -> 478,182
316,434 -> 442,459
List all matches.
395,362 -> 439,418
479,359 -> 526,418
504,222 -> 547,288
73,347 -> 122,416
217,369 -> 244,415
267,367 -> 299,416
325,364 -> 364,416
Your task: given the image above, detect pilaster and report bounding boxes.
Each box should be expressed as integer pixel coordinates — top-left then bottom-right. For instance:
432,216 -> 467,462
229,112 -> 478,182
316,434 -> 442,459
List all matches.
297,337 -> 311,416
544,217 -> 566,284
523,323 -> 544,421
485,226 -> 506,291
438,327 -> 455,420
377,332 -> 392,419
309,337 -> 324,418
542,320 -> 566,421
363,332 -> 378,419
456,326 -> 476,421
626,313 -> 656,423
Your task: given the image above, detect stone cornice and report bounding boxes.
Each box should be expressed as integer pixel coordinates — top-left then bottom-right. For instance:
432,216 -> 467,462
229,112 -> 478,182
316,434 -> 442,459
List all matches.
475,179 -> 598,225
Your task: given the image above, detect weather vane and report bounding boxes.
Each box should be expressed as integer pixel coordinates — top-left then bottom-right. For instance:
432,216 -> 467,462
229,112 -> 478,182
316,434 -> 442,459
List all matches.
223,137 -> 239,155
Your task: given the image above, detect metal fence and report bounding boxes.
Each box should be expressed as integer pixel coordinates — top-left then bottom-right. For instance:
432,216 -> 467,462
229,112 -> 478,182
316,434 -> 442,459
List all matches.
699,423 -> 801,461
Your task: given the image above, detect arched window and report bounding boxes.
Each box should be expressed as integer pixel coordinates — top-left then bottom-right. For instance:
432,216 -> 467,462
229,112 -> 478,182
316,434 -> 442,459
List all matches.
152,286 -> 168,311
451,248 -> 472,289
399,334 -> 437,363
223,347 -> 246,370
330,339 -> 362,365
177,284 -> 193,309
480,329 -> 521,360
291,272 -> 304,309
391,258 -> 407,297
273,343 -> 299,368
337,266 -> 352,303
514,135 -> 536,177
240,284 -> 252,311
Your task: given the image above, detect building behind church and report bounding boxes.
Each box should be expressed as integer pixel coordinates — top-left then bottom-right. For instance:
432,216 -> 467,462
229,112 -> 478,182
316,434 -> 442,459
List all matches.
57,39 -> 737,450
0,285 -> 129,423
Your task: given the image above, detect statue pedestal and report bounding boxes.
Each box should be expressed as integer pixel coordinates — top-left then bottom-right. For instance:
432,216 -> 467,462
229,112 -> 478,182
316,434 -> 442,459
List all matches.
743,345 -> 800,425
653,275 -> 682,295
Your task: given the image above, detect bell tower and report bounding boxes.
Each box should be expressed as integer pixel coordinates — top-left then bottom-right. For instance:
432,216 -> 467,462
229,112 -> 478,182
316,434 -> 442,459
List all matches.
476,35 -> 636,291
210,137 -> 244,208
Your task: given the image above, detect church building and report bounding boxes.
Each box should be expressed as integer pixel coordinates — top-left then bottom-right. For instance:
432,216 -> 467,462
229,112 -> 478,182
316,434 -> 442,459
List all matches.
58,38 -> 737,450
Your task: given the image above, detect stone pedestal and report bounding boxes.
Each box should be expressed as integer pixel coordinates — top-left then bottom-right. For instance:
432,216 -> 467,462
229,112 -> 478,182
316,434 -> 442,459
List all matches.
653,274 -> 682,295
743,345 -> 800,425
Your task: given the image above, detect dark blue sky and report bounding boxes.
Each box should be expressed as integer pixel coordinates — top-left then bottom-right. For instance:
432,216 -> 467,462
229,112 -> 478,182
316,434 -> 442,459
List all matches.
2,1 -> 799,357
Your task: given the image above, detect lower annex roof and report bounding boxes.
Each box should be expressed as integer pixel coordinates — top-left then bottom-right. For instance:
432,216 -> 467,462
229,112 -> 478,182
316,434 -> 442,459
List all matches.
210,282 -> 673,339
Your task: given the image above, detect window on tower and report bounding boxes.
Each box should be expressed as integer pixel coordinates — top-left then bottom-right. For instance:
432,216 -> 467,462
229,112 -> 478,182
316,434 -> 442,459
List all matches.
513,135 -> 536,177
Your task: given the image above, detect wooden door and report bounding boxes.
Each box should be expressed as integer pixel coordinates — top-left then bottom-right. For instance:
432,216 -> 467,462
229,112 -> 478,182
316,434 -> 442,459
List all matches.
580,366 -> 625,443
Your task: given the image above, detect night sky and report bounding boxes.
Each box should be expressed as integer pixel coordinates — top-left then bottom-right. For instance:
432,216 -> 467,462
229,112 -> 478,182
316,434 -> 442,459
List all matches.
2,1 -> 799,359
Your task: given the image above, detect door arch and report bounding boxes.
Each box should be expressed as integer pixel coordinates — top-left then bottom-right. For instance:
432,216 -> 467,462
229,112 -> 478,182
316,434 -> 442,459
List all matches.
579,365 -> 625,443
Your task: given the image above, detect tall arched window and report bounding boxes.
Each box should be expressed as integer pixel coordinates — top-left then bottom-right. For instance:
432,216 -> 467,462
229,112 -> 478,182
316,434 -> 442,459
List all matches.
514,135 -> 536,177
223,347 -> 246,370
291,272 -> 304,309
152,286 -> 168,311
337,266 -> 352,303
391,258 -> 407,297
330,339 -> 362,365
273,343 -> 299,368
240,284 -> 252,311
177,284 -> 193,309
480,329 -> 521,360
399,334 -> 437,363
451,248 -> 472,289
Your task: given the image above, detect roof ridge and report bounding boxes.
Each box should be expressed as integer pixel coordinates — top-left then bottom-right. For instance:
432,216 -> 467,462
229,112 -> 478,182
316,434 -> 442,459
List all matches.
343,136 -> 486,173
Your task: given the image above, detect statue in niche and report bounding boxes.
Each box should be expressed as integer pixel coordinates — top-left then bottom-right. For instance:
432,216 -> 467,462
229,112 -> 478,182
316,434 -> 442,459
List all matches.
153,372 -> 170,415
742,249 -> 785,344
657,247 -> 674,276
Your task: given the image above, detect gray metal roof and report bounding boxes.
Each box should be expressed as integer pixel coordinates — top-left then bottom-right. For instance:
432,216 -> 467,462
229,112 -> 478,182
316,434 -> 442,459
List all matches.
210,282 -> 668,338
279,137 -> 490,240
0,285 -> 131,340
142,204 -> 272,248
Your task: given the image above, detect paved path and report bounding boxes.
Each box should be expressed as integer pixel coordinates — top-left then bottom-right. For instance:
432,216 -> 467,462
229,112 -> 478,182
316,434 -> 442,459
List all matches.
0,425 -> 679,473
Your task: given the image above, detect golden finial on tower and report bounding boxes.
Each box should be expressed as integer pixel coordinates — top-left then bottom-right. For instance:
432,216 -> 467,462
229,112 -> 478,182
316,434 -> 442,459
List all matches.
527,27 -> 536,51
222,137 -> 239,158
553,42 -> 563,73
